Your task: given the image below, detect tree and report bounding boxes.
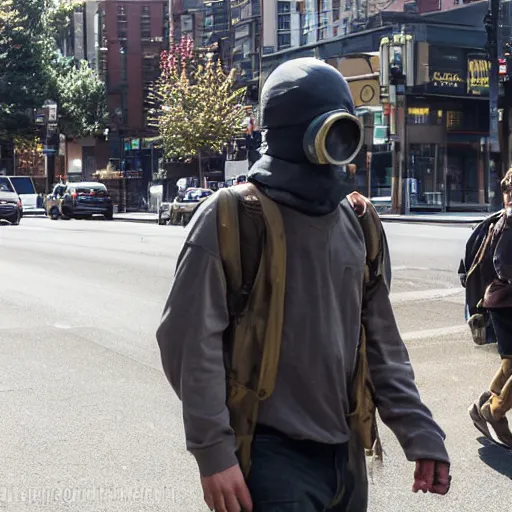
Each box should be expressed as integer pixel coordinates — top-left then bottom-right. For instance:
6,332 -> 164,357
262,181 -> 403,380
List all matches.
149,37 -> 247,183
0,0 -> 49,140
0,0 -> 105,142
48,57 -> 108,139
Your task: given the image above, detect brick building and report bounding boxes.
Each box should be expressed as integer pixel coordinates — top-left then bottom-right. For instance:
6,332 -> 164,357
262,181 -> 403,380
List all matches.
98,0 -> 169,181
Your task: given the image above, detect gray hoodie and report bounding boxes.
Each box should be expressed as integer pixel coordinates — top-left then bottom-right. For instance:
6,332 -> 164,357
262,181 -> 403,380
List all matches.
156,194 -> 449,477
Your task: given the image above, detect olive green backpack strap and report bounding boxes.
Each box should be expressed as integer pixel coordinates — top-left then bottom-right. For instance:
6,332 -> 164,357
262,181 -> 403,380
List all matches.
217,188 -> 243,311
216,183 -> 287,477
347,192 -> 385,462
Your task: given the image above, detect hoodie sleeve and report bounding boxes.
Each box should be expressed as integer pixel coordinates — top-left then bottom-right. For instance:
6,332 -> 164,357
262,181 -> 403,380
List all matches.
156,214 -> 239,477
363,239 -> 450,464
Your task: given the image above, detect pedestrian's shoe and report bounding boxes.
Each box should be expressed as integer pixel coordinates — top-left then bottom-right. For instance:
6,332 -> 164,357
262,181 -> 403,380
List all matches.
469,391 -> 492,438
480,399 -> 512,448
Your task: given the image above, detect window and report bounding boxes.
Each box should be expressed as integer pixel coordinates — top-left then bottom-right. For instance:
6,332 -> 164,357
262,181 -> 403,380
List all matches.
345,0 -> 352,9
117,4 -> 128,40
278,14 -> 290,30
142,54 -> 159,81
277,1 -> 291,13
278,32 -> 291,50
141,5 -> 151,40
342,17 -> 348,35
9,177 -> 35,195
120,45 -> 127,83
446,111 -> 463,130
277,1 -> 291,32
332,0 -> 340,21
318,0 -> 329,40
0,177 -> 14,192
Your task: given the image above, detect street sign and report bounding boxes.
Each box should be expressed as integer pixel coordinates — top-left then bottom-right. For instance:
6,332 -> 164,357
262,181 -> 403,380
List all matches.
43,146 -> 56,155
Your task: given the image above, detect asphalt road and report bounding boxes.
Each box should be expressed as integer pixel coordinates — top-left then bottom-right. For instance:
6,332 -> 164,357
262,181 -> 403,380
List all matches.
1,217 -> 511,511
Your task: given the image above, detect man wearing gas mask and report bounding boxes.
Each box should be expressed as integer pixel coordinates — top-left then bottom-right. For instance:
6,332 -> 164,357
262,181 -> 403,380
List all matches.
157,58 -> 450,512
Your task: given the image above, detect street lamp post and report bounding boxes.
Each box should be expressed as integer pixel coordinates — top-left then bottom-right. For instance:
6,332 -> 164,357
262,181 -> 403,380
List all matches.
43,100 -> 59,194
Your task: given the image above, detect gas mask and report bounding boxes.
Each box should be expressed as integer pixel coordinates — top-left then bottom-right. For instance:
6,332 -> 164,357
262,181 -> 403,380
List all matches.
303,109 -> 363,166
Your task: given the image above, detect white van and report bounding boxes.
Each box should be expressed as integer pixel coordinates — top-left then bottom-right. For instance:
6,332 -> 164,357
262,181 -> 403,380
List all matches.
5,176 -> 45,215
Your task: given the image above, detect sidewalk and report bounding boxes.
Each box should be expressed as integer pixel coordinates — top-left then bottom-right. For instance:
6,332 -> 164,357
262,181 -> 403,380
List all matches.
379,212 -> 488,224
112,210 -> 489,226
113,212 -> 159,224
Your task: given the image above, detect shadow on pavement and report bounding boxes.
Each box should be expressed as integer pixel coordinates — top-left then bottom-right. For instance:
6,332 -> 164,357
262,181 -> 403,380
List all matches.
477,436 -> 512,479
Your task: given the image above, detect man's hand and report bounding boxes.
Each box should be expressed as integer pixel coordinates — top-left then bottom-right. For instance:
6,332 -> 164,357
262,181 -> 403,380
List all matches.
413,460 -> 451,495
201,464 -> 253,512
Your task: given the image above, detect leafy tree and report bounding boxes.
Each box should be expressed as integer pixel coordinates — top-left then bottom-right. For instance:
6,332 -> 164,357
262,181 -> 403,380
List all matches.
0,0 -> 105,142
48,57 -> 108,139
149,37 -> 247,181
0,0 -> 49,140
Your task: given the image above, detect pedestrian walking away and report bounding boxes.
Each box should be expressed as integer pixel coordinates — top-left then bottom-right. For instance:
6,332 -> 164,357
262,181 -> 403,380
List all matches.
467,168 -> 512,449
157,57 -> 451,512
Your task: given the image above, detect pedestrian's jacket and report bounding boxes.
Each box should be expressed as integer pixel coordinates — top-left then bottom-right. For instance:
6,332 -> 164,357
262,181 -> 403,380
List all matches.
458,211 -> 502,343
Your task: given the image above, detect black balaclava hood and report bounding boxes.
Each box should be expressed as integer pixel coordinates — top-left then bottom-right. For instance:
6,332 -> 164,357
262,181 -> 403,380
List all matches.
248,57 -> 359,216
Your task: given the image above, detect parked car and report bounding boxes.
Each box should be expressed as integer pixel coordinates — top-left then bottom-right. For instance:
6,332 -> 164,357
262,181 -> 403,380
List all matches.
5,176 -> 44,215
0,178 -> 22,225
45,182 -> 114,220
159,188 -> 213,226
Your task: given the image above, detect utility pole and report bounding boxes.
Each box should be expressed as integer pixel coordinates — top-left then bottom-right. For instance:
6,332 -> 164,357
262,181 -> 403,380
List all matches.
486,0 -> 505,212
380,30 -> 414,214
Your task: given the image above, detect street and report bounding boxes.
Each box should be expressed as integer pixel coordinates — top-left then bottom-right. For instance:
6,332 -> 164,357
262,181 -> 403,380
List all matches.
1,217 -> 511,511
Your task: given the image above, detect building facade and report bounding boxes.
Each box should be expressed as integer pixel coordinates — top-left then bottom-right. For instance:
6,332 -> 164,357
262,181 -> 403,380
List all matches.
261,2 -> 491,212
98,0 -> 169,185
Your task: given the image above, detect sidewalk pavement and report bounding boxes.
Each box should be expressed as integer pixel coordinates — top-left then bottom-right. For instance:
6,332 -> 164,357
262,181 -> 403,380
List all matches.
113,210 -> 489,225
114,212 -> 159,224
379,212 -> 488,224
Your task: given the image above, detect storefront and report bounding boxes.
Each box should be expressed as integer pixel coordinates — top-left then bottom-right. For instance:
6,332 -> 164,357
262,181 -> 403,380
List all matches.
406,46 -> 490,211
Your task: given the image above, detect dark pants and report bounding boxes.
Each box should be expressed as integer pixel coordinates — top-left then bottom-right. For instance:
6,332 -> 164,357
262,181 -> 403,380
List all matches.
247,425 -> 355,512
489,308 -> 512,357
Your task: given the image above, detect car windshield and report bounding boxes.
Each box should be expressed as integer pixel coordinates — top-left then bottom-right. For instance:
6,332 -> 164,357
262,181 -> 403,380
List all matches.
0,178 -> 14,192
181,189 -> 212,203
9,177 -> 35,195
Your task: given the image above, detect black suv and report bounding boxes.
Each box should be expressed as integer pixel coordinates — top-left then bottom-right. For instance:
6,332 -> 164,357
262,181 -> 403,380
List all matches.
46,182 -> 114,220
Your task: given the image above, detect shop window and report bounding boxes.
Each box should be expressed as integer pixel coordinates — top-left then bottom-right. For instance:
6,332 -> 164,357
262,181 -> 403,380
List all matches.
407,107 -> 432,125
446,110 -> 463,130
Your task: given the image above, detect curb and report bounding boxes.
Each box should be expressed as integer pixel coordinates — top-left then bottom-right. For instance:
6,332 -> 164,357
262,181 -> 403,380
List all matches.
113,217 -> 159,224
379,216 -> 484,225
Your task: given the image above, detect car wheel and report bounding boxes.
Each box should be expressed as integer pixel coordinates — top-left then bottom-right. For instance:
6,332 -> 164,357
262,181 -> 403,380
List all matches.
60,208 -> 71,220
49,206 -> 60,220
104,212 -> 113,221
9,211 -> 21,225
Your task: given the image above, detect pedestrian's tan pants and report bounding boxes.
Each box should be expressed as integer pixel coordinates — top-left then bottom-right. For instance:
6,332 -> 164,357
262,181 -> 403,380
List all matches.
489,357 -> 512,419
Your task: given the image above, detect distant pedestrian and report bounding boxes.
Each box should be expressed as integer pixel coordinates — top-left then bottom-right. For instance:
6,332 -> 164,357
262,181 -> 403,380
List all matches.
468,168 -> 512,448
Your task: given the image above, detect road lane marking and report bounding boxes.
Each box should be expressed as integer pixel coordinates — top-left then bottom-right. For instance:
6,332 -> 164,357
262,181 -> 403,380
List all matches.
390,287 -> 463,304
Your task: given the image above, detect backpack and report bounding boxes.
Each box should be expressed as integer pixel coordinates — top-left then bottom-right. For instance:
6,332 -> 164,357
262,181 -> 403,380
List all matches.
216,182 -> 385,477
459,212 -> 502,345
